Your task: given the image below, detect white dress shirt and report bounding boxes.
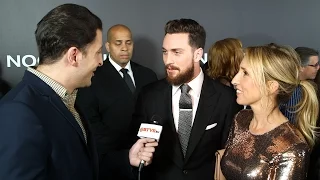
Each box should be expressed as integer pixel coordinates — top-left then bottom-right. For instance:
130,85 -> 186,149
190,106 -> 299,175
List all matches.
108,55 -> 136,86
172,69 -> 204,131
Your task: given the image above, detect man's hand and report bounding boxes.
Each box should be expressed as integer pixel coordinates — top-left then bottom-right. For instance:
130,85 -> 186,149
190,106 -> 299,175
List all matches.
129,138 -> 158,167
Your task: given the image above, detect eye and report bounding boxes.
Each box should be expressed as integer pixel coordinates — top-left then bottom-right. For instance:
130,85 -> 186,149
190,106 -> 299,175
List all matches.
243,70 -> 248,76
174,51 -> 180,55
162,50 -> 167,55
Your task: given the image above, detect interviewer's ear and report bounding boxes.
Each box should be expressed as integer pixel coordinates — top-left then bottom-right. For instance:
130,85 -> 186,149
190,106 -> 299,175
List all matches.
66,47 -> 82,67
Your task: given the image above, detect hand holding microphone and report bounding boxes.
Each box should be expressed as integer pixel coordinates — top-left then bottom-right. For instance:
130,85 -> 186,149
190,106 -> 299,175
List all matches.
137,115 -> 163,169
129,138 -> 158,167
129,115 -> 163,168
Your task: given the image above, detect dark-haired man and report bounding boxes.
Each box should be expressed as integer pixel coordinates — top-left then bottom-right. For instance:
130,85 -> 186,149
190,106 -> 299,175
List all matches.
0,4 -> 156,180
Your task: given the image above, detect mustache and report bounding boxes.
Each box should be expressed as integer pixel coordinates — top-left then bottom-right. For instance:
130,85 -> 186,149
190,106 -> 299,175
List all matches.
165,64 -> 180,70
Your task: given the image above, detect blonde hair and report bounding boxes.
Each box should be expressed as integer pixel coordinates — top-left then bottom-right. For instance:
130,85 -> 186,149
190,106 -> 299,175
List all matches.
267,43 -> 301,66
206,38 -> 244,85
245,46 -> 319,147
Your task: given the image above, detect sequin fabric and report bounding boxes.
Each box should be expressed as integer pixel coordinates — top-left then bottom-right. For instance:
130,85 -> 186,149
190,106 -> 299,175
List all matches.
221,110 -> 310,180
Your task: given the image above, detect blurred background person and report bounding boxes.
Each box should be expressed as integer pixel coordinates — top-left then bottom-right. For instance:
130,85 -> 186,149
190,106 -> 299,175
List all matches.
206,38 -> 244,87
279,46 -> 319,123
76,24 -> 157,180
221,46 -> 318,179
296,47 -> 319,81
205,38 -> 246,109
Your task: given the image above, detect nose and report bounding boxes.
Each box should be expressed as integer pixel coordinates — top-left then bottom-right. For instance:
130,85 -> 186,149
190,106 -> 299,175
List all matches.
231,72 -> 240,87
121,44 -> 128,51
163,52 -> 174,65
98,56 -> 103,67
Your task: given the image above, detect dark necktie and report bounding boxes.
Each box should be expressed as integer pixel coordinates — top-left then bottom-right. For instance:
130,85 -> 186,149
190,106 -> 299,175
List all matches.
178,84 -> 192,157
120,68 -> 135,93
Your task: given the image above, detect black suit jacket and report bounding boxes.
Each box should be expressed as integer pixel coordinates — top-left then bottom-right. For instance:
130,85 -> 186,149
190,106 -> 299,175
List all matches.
76,58 -> 157,178
133,75 -> 241,180
0,71 -> 98,180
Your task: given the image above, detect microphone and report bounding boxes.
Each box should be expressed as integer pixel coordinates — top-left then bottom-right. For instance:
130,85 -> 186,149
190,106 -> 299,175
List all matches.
137,115 -> 163,171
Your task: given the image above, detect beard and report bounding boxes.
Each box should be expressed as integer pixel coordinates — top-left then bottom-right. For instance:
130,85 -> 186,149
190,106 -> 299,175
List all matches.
165,62 -> 194,85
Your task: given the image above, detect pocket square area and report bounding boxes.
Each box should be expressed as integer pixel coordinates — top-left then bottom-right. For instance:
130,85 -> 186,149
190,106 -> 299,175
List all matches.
205,123 -> 217,130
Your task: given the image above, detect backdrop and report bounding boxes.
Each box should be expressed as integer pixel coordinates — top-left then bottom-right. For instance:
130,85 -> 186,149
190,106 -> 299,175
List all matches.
1,0 -> 319,86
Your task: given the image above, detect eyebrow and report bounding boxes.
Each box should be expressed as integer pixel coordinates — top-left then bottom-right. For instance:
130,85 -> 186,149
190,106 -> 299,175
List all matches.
97,46 -> 103,52
115,39 -> 132,42
162,47 -> 184,51
240,67 -> 247,71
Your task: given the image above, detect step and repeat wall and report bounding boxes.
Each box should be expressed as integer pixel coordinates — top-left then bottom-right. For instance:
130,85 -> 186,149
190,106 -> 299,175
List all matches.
1,0 -> 320,86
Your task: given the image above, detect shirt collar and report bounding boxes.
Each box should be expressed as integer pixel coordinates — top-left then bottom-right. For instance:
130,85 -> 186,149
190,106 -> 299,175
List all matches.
108,54 -> 132,73
27,67 -> 78,106
172,68 -> 204,97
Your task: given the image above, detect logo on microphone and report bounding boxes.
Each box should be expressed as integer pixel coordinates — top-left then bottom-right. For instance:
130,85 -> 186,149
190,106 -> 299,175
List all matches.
137,123 -> 163,141
139,127 -> 160,133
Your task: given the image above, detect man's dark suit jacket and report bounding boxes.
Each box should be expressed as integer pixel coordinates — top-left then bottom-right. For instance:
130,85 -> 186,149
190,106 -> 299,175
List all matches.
76,58 -> 157,179
133,75 -> 241,180
0,71 -> 98,180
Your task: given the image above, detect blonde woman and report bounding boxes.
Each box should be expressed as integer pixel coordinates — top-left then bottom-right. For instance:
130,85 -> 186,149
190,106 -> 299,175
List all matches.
220,46 -> 318,179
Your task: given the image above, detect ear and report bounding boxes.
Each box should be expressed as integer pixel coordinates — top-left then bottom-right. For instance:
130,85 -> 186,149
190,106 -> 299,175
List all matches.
267,80 -> 279,95
193,48 -> 203,63
105,42 -> 110,52
66,47 -> 81,67
300,66 -> 305,72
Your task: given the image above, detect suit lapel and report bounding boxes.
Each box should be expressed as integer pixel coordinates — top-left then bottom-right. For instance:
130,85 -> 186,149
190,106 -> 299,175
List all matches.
131,62 -> 140,89
184,76 -> 219,162
131,63 -> 143,97
104,59 -> 125,82
77,107 -> 99,177
49,95 -> 88,147
102,58 -> 132,93
23,71 -> 89,148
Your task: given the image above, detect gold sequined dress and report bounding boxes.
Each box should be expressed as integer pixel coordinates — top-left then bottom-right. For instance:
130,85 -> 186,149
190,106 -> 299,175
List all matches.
221,110 -> 310,180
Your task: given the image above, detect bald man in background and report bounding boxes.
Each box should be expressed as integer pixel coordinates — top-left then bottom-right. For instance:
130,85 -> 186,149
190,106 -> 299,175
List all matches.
76,24 -> 157,180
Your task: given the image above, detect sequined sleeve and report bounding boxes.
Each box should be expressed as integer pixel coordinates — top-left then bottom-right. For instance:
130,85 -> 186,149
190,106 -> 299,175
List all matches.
224,117 -> 236,149
224,110 -> 244,149
268,143 -> 309,180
